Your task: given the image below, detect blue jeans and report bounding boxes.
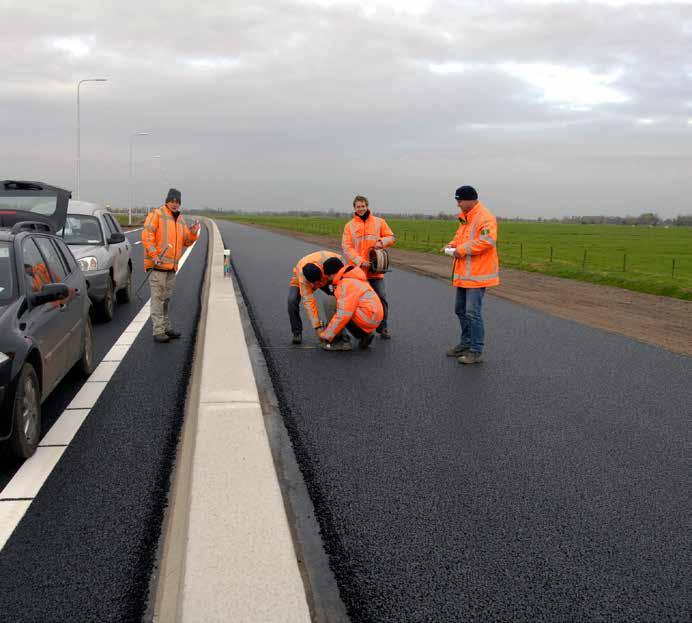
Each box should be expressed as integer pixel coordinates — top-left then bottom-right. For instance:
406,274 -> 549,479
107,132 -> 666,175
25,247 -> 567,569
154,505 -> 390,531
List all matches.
455,287 -> 486,353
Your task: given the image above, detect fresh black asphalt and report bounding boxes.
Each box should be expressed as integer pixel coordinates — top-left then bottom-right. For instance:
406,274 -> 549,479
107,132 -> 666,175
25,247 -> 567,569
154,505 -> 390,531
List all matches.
0,227 -> 208,622
218,220 -> 690,622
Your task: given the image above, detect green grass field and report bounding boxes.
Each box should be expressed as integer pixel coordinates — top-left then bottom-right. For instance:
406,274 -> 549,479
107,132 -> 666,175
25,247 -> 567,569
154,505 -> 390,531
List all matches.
218,214 -> 692,300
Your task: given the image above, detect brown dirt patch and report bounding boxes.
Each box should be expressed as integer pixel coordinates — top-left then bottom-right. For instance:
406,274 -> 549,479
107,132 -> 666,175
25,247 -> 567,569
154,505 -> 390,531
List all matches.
241,223 -> 692,357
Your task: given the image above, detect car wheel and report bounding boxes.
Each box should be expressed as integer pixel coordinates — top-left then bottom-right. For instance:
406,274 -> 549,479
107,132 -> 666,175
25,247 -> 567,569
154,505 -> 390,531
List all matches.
98,277 -> 115,322
116,267 -> 133,304
9,363 -> 41,459
76,317 -> 95,376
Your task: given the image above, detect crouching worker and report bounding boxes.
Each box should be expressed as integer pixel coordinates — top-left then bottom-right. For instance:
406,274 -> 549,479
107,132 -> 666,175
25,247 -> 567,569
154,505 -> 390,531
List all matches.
318,257 -> 384,351
288,250 -> 342,344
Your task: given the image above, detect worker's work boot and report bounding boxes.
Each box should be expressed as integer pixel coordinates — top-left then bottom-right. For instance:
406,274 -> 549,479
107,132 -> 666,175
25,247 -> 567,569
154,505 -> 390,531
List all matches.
153,334 -> 170,343
358,332 -> 375,350
378,328 -> 392,339
458,352 -> 483,364
446,343 -> 470,357
322,339 -> 352,352
292,333 -> 302,345
166,329 -> 181,339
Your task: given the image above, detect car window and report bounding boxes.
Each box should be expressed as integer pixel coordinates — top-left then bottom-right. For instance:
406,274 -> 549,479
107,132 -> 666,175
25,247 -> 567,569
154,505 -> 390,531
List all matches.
59,215 -> 104,245
54,237 -> 79,273
105,214 -> 123,235
22,238 -> 53,293
35,237 -> 68,283
0,241 -> 16,305
102,214 -> 118,237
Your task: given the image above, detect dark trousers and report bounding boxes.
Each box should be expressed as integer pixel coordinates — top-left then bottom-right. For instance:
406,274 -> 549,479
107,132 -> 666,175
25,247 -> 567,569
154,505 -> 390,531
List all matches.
287,285 -> 333,336
368,278 -> 388,331
345,321 -> 368,340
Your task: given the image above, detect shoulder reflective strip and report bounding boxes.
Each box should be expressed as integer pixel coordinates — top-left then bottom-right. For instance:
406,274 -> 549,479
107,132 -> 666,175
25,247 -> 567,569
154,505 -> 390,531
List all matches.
159,209 -> 169,259
479,235 -> 496,247
465,223 -> 477,276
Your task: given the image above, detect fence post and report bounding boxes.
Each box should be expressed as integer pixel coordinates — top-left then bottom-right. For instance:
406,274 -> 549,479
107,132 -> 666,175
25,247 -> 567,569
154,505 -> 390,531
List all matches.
623,253 -> 627,272
520,243 -> 523,263
672,258 -> 676,277
582,248 -> 587,270
549,246 -> 553,264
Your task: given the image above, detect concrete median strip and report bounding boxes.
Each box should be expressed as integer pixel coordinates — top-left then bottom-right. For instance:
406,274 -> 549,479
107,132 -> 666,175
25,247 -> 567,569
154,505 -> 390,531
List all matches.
153,220 -> 310,622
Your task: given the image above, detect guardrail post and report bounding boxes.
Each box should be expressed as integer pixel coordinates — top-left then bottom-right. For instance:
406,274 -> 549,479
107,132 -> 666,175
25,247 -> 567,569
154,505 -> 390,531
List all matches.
520,242 -> 523,263
582,248 -> 587,270
672,258 -> 676,277
549,246 -> 553,264
623,253 -> 627,272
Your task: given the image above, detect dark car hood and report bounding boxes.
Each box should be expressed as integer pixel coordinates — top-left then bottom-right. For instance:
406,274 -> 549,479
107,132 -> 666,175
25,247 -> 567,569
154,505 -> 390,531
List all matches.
0,180 -> 71,232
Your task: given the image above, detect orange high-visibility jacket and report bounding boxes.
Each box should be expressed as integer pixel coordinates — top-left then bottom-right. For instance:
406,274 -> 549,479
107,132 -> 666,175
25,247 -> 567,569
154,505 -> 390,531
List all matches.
341,212 -> 395,280
289,250 -> 342,329
322,266 -> 384,342
142,206 -> 199,271
447,201 -> 500,288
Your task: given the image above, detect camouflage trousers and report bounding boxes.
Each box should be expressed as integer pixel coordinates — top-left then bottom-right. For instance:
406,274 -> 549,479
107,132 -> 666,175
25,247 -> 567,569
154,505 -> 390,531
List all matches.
149,269 -> 177,336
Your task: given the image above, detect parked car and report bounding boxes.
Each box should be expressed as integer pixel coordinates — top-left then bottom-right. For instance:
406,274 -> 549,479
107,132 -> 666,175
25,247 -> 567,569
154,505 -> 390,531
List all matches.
0,180 -> 94,458
58,200 -> 133,322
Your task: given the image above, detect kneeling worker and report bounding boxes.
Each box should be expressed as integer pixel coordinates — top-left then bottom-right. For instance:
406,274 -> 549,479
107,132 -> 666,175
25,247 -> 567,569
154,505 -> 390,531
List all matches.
288,250 -> 342,344
318,257 -> 384,351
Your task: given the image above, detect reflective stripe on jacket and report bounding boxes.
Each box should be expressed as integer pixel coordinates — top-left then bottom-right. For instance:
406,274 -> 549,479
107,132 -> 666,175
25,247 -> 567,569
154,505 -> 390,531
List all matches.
447,201 -> 500,288
289,250 -> 342,329
322,265 -> 384,341
341,213 -> 395,280
142,206 -> 199,272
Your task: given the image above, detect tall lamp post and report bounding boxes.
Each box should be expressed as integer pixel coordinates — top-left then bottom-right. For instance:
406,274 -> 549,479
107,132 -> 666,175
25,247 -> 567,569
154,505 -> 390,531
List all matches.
129,131 -> 150,225
76,78 -> 108,200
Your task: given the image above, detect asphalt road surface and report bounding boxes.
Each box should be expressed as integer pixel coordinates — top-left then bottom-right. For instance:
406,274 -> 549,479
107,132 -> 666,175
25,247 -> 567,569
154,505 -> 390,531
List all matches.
0,226 -> 208,622
218,220 -> 690,622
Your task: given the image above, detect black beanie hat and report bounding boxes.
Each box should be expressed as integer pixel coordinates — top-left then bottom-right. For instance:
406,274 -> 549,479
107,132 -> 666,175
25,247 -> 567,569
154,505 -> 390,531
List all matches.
302,263 -> 322,283
323,257 -> 344,275
166,188 -> 182,204
455,185 -> 478,201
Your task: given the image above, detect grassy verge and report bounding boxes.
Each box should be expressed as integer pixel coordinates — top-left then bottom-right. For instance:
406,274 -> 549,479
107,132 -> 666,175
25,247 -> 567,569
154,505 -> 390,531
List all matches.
216,214 -> 692,301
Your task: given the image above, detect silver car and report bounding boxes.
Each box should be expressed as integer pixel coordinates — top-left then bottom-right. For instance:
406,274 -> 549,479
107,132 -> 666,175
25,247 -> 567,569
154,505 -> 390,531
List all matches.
59,201 -> 133,321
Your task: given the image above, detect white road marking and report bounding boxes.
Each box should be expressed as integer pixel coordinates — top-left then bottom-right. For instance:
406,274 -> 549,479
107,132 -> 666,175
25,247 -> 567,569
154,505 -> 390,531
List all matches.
0,240 -> 198,550
135,241 -> 142,245
127,228 -> 143,235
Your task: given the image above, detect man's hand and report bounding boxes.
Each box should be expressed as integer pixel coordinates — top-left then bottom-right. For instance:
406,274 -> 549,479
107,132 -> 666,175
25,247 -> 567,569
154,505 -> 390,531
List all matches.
374,240 -> 384,250
189,219 -> 201,234
154,258 -> 163,267
317,330 -> 327,342
360,261 -> 371,270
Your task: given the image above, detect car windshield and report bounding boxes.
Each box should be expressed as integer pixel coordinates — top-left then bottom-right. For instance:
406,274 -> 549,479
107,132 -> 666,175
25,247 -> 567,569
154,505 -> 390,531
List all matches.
0,241 -> 16,306
58,215 -> 103,245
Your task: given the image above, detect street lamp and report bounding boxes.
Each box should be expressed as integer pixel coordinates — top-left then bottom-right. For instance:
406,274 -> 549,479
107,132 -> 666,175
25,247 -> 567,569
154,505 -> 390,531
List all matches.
76,78 -> 108,200
129,131 -> 150,225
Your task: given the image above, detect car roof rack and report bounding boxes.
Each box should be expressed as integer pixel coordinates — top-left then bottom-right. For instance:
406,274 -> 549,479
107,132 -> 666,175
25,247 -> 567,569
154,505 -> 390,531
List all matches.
10,221 -> 54,234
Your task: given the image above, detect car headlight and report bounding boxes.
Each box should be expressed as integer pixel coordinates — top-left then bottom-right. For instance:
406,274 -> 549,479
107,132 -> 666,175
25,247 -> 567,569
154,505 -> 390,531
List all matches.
78,256 -> 98,271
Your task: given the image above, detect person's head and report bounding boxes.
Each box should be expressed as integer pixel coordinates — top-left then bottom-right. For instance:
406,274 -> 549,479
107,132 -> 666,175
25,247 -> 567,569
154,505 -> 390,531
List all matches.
322,257 -> 344,276
454,185 -> 478,213
302,262 -> 323,284
165,188 -> 182,212
353,195 -> 369,217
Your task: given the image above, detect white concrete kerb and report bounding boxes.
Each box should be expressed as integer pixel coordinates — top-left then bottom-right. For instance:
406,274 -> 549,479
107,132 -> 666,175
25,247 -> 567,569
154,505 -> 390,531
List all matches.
179,222 -> 310,622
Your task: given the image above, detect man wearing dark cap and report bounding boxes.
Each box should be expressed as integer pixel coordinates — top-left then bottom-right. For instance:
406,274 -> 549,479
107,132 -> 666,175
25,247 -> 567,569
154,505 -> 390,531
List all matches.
287,249 -> 342,344
142,188 -> 201,342
441,185 -> 499,364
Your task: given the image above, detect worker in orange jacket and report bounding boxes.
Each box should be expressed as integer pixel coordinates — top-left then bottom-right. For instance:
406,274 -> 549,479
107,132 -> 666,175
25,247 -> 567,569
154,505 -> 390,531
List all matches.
142,188 -> 200,342
318,257 -> 384,351
288,249 -> 342,344
441,185 -> 499,364
341,195 -> 395,339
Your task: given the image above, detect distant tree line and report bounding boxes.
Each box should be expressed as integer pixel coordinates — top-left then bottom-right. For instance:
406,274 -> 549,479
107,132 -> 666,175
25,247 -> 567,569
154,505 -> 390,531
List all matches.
115,205 -> 692,226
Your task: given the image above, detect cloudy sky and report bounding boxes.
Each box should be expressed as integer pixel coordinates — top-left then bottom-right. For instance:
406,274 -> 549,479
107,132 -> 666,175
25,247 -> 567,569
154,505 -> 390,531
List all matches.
2,0 -> 691,218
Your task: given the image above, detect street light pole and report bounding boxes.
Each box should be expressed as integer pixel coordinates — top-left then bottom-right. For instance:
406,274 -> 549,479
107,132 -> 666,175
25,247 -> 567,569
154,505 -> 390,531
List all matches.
76,78 -> 108,200
129,132 -> 150,225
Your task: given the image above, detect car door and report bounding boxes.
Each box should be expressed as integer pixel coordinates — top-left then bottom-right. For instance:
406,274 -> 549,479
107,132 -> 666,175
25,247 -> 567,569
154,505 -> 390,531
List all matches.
102,213 -> 127,288
33,236 -> 82,383
20,237 -> 68,394
52,237 -> 87,367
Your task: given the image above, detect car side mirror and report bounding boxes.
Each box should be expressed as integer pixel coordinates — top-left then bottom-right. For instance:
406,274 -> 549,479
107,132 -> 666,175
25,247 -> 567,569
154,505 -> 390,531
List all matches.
30,283 -> 69,306
108,232 -> 126,244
